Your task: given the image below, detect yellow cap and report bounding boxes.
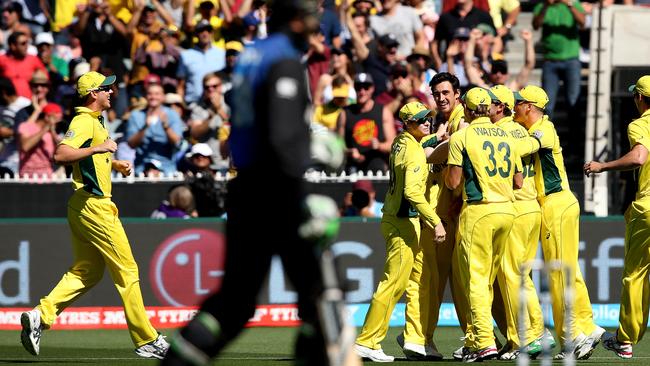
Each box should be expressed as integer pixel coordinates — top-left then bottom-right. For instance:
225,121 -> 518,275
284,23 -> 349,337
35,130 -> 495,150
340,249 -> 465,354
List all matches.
489,85 -> 515,110
629,75 -> 650,97
332,83 -> 350,99
225,40 -> 244,53
77,71 -> 116,97
462,87 -> 491,111
399,101 -> 432,122
514,85 -> 548,109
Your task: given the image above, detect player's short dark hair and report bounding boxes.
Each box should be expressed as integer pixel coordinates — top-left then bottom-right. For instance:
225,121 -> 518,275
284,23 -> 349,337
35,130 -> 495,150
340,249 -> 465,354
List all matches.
467,104 -> 489,119
429,72 -> 460,92
637,92 -> 650,106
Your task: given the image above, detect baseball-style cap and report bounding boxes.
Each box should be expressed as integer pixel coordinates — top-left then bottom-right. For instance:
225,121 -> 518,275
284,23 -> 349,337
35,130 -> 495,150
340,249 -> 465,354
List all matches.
399,101 -> 432,122
353,179 -> 375,193
30,69 -> 50,85
195,19 -> 213,33
332,83 -> 350,98
514,85 -> 549,109
35,32 -> 54,46
462,87 -> 492,111
489,85 -> 515,110
42,103 -> 63,116
406,46 -> 431,62
378,33 -> 399,48
354,72 -> 374,85
629,75 -> 650,97
186,143 -> 214,158
77,71 -> 116,97
475,23 -> 496,37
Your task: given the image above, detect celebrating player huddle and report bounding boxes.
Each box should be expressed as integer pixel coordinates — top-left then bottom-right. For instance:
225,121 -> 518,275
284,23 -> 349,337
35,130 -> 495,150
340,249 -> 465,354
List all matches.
354,72 -> 622,363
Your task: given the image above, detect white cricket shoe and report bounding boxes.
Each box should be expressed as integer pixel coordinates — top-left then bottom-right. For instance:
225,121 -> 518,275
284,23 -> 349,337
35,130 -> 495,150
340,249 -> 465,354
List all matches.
354,344 -> 394,362
462,344 -> 498,363
135,334 -> 170,359
20,309 -> 43,356
396,333 -> 426,360
452,345 -> 465,360
575,326 -> 605,360
602,331 -> 633,359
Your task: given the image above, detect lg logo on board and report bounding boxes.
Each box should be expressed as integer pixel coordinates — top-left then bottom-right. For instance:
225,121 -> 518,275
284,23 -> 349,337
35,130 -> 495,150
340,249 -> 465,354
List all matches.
150,229 -> 226,306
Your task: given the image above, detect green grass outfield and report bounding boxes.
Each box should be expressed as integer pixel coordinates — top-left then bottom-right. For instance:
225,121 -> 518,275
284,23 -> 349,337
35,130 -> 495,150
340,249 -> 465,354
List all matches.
1,326 -> 648,365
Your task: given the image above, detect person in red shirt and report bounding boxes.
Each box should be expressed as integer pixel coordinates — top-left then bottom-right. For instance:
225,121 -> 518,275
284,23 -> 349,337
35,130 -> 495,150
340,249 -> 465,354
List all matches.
17,103 -> 62,177
0,32 -> 47,99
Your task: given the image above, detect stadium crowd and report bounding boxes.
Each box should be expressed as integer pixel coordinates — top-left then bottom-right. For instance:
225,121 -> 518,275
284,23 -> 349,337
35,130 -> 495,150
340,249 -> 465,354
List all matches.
0,0 -> 644,209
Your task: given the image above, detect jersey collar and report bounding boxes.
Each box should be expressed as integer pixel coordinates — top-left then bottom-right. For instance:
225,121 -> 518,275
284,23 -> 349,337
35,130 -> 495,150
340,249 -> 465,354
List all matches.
494,116 -> 513,126
641,109 -> 650,119
74,106 -> 103,119
527,114 -> 548,133
470,116 -> 492,125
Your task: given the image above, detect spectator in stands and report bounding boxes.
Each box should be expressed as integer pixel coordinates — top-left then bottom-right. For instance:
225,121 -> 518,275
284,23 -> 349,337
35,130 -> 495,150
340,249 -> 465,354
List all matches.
488,0 -> 520,40
0,77 -> 30,176
342,179 -> 384,217
353,32 -> 400,97
313,47 -> 356,106
218,40 -> 243,93
337,72 -> 395,172
432,0 -> 494,70
151,184 -> 197,219
241,12 -> 262,46
182,142 -> 216,175
186,0 -> 232,49
318,0 -> 342,48
0,31 -> 47,99
407,46 -> 437,91
370,0 -> 426,59
439,27 -> 472,87
177,20 -> 226,104
126,82 -> 185,175
408,0 -> 439,43
344,10 -> 376,58
533,0 -> 586,120
74,0 -> 128,93
377,63 -> 429,120
17,102 -> 62,177
307,27 -> 332,98
0,2 -> 32,50
465,28 -> 535,90
187,72 -> 230,172
313,76 -> 351,130
35,32 -> 67,93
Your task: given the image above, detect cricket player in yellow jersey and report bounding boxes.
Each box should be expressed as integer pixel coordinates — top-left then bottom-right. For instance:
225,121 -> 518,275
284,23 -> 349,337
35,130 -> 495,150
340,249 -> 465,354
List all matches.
488,85 -> 549,360
584,75 -> 650,359
513,85 -> 604,360
355,102 -> 446,362
19,72 -> 169,359
446,87 -> 522,362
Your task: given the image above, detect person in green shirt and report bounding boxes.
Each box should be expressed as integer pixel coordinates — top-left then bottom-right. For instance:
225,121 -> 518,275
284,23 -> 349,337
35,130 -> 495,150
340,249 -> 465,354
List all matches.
532,0 -> 585,120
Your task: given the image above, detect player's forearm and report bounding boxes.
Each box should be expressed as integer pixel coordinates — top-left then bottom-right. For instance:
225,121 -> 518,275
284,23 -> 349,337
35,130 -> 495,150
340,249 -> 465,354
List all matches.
601,151 -> 647,172
53,144 -> 98,165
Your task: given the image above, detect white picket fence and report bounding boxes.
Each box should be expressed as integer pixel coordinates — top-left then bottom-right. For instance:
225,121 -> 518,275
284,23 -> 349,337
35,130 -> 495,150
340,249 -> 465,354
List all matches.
0,169 -> 391,184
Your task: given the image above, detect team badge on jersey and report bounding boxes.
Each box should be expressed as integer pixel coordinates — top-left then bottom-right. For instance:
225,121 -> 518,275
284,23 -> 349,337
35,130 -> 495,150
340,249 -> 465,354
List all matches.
64,130 -> 75,139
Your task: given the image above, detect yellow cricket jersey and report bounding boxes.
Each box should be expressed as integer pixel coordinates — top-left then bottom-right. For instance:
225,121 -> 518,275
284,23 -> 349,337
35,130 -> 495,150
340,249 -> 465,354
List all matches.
448,117 -> 521,203
435,104 -> 465,217
60,107 -> 113,197
419,134 -> 442,207
447,104 -> 465,135
383,131 -> 441,228
495,116 -> 539,201
629,109 -> 650,200
526,115 -> 571,200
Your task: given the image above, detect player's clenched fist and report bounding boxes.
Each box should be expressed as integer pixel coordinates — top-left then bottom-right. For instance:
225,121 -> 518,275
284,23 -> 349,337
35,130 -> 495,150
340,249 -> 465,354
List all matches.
583,161 -> 603,177
433,222 -> 446,243
113,160 -> 133,177
93,139 -> 117,154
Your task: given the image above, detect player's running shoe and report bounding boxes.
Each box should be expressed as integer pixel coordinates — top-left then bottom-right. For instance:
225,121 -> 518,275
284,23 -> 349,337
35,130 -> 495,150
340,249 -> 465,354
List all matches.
602,332 -> 633,359
396,333 -> 426,360
554,333 -> 585,360
462,345 -> 498,363
574,327 -> 605,360
20,309 -> 43,356
135,334 -> 170,359
354,344 -> 394,362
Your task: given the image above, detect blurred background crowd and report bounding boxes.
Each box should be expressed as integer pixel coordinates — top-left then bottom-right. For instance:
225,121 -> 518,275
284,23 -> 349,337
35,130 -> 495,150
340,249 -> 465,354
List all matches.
0,0 -> 646,217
